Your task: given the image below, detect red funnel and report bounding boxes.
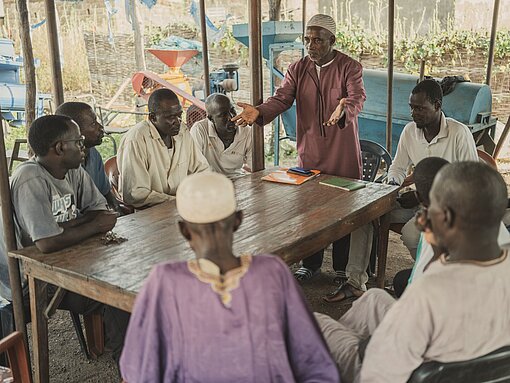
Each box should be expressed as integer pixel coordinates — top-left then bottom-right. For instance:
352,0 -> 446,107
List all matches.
148,49 -> 199,68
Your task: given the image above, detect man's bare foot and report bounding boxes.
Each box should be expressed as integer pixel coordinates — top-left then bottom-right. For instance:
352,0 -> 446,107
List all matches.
322,283 -> 364,303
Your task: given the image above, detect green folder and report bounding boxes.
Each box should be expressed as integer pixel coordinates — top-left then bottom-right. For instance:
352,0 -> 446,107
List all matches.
319,177 -> 366,191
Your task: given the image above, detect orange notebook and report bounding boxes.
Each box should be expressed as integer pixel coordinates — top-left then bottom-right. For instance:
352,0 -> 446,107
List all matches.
261,169 -> 321,185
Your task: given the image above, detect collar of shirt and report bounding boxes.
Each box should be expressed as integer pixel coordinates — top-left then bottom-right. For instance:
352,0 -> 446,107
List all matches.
415,112 -> 449,145
315,56 -> 336,69
193,256 -> 252,278
147,120 -> 184,147
206,119 -> 246,151
206,119 -> 238,139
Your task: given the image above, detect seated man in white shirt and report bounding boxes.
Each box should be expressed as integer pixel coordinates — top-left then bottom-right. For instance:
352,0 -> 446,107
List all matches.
117,89 -> 209,208
191,93 -> 252,178
386,79 -> 478,259
316,161 -> 510,383
325,80 -> 478,303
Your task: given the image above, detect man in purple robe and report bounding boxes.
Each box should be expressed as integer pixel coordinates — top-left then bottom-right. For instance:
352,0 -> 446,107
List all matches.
233,14 -> 367,291
119,172 -> 340,383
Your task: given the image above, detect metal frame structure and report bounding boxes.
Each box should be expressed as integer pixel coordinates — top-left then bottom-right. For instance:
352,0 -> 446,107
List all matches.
2,0 -> 505,381
269,41 -> 304,165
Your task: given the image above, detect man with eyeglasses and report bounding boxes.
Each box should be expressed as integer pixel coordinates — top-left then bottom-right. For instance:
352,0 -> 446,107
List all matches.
315,161 -> 510,382
233,13 -> 366,292
8,115 -> 117,253
393,157 -> 510,298
0,114 -> 118,351
56,102 -> 129,215
117,88 -> 209,208
191,93 -> 252,178
3,115 -> 132,366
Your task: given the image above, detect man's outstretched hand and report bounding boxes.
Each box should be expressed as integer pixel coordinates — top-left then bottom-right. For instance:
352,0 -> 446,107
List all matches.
324,98 -> 346,127
231,102 -> 260,126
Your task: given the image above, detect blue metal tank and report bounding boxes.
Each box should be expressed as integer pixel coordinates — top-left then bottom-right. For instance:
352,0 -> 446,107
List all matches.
0,38 -> 49,126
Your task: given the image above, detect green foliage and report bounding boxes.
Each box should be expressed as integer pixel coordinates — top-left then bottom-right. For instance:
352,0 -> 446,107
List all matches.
337,27 -> 510,72
335,24 -> 385,57
96,135 -> 121,162
212,29 -> 249,62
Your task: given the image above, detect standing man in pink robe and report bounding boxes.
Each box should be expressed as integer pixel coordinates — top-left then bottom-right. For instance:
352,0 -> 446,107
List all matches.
233,14 -> 368,288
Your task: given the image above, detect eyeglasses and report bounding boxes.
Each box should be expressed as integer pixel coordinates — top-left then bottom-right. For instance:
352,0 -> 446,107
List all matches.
415,206 -> 431,232
61,135 -> 85,149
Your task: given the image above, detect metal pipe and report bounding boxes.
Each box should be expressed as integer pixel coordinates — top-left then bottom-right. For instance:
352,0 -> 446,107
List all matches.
0,112 -> 29,366
486,0 -> 500,85
386,0 -> 395,154
249,0 -> 264,171
199,0 -> 211,97
44,0 -> 64,106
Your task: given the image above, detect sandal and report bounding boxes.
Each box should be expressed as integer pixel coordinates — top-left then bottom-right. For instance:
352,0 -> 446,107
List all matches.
333,270 -> 347,285
294,267 -> 320,282
322,283 -> 364,303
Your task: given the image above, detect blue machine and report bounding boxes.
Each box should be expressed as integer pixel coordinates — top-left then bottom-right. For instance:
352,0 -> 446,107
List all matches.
209,63 -> 240,94
0,38 -> 50,127
232,21 -> 303,164
360,69 -> 497,155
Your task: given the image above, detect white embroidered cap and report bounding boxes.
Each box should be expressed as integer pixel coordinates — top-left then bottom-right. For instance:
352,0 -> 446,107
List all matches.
176,171 -> 237,224
306,14 -> 336,36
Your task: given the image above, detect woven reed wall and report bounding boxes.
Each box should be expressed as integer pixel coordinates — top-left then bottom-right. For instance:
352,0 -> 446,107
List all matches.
84,25 -> 509,123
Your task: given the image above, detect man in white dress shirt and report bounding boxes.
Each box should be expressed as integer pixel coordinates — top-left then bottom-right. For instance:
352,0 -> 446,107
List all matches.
387,79 -> 478,259
191,93 -> 252,178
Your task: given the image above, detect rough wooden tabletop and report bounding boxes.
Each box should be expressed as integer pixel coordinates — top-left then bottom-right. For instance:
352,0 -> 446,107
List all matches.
10,170 -> 399,311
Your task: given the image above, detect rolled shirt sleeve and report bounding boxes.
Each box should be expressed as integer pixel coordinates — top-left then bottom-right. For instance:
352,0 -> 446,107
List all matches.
256,64 -> 298,126
340,60 -> 366,128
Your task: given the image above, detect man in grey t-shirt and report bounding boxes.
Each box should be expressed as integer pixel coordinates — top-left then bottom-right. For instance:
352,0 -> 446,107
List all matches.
0,115 -> 127,363
0,115 -> 117,299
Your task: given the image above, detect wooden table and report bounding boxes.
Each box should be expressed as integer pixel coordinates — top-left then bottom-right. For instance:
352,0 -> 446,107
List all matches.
9,170 -> 398,383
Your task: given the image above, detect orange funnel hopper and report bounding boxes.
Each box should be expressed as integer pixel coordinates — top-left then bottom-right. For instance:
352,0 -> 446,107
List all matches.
148,49 -> 199,68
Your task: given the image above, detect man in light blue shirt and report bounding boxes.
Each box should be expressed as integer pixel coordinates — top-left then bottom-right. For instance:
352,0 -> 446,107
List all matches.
56,102 -> 130,215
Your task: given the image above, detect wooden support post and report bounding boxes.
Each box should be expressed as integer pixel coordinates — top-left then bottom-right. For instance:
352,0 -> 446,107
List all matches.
249,0 -> 264,172
199,0 -> 210,97
386,0 -> 395,154
128,0 -> 146,72
486,0 -> 500,86
494,116 -> 510,160
15,0 -> 36,129
127,0 -> 146,120
83,311 -> 104,359
44,0 -> 64,107
29,277 -> 49,383
376,213 -> 391,288
419,59 -> 426,82
302,0 -> 306,39
0,113 -> 29,368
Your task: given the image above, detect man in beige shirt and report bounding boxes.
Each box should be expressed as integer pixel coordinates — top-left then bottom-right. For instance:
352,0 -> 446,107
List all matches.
315,162 -> 510,383
191,93 -> 252,178
118,89 -> 209,208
